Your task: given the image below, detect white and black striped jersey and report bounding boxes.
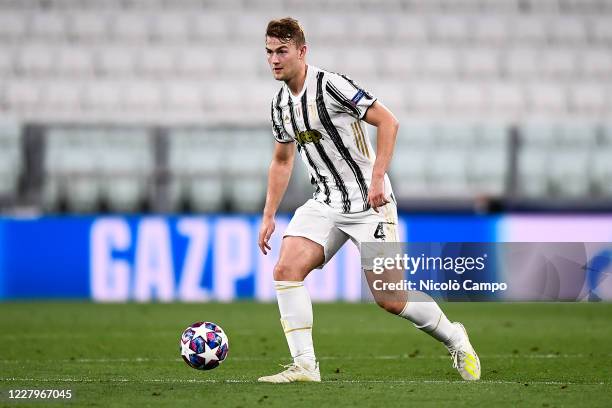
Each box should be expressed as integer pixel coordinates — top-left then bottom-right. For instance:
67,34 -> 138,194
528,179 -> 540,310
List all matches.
270,64 -> 394,214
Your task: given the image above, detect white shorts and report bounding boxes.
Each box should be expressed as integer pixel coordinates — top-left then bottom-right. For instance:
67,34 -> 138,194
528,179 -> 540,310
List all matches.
283,198 -> 400,268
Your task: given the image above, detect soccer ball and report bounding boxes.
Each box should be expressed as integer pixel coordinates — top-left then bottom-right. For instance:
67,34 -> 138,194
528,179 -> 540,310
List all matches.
180,321 -> 229,370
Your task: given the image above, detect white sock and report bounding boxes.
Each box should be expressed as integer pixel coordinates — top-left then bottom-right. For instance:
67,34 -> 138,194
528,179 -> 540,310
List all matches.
274,280 -> 316,370
399,291 -> 462,347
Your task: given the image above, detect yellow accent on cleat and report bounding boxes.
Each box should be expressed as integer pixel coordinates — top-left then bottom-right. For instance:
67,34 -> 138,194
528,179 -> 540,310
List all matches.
447,322 -> 481,381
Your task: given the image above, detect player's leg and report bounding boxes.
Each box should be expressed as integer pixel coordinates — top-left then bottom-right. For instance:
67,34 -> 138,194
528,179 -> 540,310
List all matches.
273,235 -> 324,371
340,200 -> 481,380
259,199 -> 348,383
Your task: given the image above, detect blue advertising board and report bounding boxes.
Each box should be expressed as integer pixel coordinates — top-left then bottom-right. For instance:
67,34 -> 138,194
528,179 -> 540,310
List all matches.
6,214 -> 608,302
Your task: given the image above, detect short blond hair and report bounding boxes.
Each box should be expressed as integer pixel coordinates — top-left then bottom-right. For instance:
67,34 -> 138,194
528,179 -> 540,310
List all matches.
265,17 -> 306,47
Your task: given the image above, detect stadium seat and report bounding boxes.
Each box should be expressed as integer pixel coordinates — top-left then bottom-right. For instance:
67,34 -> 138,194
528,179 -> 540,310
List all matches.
420,49 -> 458,78
389,147 -> 430,197
0,120 -> 22,199
190,13 -> 228,42
591,17 -> 612,45
488,83 -> 526,115
56,47 -> 95,77
309,14 -> 348,44
389,16 -> 428,43
510,17 -> 548,44
228,179 -> 267,213
520,121 -> 557,147
529,83 -> 567,113
16,46 -> 55,76
548,17 -> 587,44
67,12 -> 109,42
97,47 -> 136,77
336,49 -> 380,80
164,83 -> 204,115
372,82 -> 406,113
569,84 -> 608,114
474,122 -> 508,147
169,129 -> 224,177
304,48 -> 338,73
0,13 -> 27,43
82,82 -> 123,113
29,13 -> 68,41
466,148 -> 507,195
395,120 -> 436,149
104,177 -> 147,212
461,49 -> 500,78
167,127 -> 225,212
430,15 -> 469,44
41,81 -> 83,113
65,177 -> 100,212
448,84 -> 486,113
208,81 -> 247,114
540,50 -> 577,78
408,83 -> 448,112
232,14 -> 271,43
590,149 -> 612,196
557,122 -> 599,147
176,47 -> 217,78
471,16 -> 509,44
505,49 -> 539,78
109,13 -> 151,43
5,80 -> 42,112
189,179 -> 224,212
223,47 -> 263,78
518,150 -> 549,197
427,149 -> 469,195
526,0 -> 560,12
548,150 -> 590,197
137,47 -> 177,78
579,49 -> 612,79
150,13 -> 191,43
434,121 -> 478,147
348,14 -> 388,43
0,48 -> 16,77
380,48 -> 419,79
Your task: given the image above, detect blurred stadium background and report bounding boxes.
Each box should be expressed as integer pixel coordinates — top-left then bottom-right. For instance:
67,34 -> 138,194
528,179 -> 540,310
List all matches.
0,0 -> 611,302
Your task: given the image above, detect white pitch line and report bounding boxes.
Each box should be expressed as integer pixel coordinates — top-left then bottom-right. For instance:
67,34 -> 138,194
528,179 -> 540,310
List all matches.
0,354 -> 608,364
0,329 -> 423,340
0,377 -> 608,386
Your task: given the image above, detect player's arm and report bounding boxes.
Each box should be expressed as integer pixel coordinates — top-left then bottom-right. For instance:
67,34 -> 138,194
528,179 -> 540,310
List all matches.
363,100 -> 400,211
258,141 -> 296,254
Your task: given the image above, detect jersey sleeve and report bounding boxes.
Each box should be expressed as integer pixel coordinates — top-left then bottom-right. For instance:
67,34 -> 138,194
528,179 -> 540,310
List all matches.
325,73 -> 377,119
270,96 -> 293,144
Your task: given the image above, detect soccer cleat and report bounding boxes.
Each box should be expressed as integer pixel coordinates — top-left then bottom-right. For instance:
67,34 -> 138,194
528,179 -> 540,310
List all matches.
257,362 -> 321,383
447,322 -> 481,381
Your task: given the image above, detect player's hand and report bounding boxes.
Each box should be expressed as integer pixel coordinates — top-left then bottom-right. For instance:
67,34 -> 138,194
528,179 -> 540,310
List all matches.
258,215 -> 276,255
367,176 -> 389,213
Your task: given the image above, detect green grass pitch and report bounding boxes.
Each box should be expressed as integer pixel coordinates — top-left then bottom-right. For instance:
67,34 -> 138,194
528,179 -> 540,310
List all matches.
1,302 -> 611,407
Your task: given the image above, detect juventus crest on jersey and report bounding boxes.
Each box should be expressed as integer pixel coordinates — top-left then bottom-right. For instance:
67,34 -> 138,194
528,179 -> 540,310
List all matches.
270,65 -> 394,214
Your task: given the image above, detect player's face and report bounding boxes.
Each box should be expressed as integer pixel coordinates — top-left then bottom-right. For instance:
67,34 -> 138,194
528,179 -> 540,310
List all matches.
265,36 -> 305,81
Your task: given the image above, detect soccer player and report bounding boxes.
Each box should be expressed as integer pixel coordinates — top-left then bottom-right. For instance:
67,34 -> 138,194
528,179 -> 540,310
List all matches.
257,17 -> 480,383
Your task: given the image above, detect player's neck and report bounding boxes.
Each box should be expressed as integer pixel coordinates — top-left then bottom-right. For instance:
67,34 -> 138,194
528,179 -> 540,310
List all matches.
286,64 -> 308,97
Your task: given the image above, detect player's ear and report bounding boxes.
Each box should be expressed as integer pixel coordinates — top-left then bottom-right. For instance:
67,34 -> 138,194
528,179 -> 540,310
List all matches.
298,44 -> 307,60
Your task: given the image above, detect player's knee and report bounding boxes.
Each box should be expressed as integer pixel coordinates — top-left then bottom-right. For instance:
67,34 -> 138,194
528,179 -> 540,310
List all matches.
273,262 -> 303,281
375,298 -> 405,315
